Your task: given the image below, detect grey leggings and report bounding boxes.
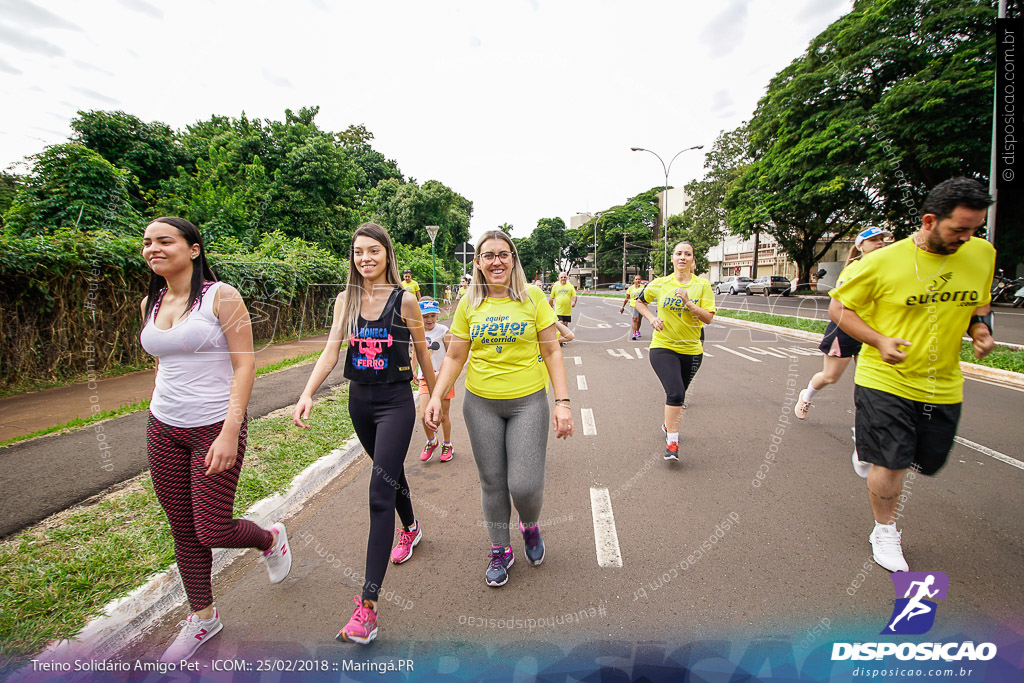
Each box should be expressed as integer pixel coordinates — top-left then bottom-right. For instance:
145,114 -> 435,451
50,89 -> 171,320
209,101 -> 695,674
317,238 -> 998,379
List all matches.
463,388 -> 549,547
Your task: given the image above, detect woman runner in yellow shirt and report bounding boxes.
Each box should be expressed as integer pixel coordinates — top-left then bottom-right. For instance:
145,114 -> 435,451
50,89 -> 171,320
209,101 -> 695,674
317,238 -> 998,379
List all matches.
634,241 -> 716,461
425,230 -> 573,588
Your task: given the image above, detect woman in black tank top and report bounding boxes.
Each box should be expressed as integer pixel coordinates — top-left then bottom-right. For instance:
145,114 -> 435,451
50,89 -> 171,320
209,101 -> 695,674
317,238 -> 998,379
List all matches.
292,223 -> 434,645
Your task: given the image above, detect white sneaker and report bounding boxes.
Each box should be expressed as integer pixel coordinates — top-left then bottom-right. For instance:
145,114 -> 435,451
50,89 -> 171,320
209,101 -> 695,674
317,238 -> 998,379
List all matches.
851,426 -> 871,478
794,389 -> 812,419
160,609 -> 222,662
263,522 -> 292,584
852,448 -> 872,478
869,525 -> 909,572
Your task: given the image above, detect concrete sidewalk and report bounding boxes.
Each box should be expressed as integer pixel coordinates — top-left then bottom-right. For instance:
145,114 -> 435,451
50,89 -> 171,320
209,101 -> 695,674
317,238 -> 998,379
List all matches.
0,334 -> 330,444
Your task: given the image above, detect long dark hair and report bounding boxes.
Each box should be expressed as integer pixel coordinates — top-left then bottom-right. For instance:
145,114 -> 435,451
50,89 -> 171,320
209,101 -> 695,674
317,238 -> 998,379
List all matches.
341,222 -> 401,335
143,217 -> 218,322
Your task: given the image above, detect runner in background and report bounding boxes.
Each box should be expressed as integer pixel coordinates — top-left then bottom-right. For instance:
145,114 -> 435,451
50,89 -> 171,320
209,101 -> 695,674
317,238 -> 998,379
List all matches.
634,241 -> 716,461
829,178 -> 995,573
425,230 -> 573,588
140,217 -> 291,663
293,223 -> 435,644
620,274 -> 645,340
411,297 -> 455,463
549,272 -> 577,325
794,227 -> 890,420
401,269 -> 421,300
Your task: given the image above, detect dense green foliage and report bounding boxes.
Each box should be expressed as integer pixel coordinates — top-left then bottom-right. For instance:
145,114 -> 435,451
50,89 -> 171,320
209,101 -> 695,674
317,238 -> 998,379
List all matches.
0,105 -> 472,386
0,227 -> 346,389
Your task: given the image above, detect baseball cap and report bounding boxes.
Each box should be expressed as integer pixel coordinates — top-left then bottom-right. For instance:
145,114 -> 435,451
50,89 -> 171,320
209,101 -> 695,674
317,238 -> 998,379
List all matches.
855,226 -> 891,247
419,300 -> 440,315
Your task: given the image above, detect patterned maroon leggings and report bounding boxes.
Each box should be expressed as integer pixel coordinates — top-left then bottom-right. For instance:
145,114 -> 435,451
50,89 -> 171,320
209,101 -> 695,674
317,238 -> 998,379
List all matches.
147,412 -> 273,611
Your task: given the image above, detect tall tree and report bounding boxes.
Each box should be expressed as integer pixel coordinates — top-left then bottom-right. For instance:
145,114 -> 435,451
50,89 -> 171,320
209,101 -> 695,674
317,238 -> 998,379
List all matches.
726,0 -> 996,286
3,143 -> 142,236
70,110 -> 188,213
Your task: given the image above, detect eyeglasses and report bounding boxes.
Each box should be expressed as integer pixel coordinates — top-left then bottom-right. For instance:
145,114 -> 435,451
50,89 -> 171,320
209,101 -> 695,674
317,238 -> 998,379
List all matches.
478,251 -> 514,263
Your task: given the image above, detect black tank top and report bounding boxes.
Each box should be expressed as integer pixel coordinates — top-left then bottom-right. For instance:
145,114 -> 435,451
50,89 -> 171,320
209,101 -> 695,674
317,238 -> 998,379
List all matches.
343,286 -> 413,384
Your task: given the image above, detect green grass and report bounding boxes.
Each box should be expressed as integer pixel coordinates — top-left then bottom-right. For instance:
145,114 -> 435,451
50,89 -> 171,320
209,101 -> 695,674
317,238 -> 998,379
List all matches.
0,386 -> 355,672
715,309 -> 1024,374
0,361 -> 155,400
0,349 -> 328,450
715,309 -> 829,334
0,399 -> 152,448
0,329 -> 330,400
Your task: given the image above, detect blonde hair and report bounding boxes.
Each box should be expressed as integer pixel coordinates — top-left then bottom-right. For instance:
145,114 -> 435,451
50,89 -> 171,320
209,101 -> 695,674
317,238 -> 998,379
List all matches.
341,223 -> 402,335
843,244 -> 864,269
465,230 -> 529,310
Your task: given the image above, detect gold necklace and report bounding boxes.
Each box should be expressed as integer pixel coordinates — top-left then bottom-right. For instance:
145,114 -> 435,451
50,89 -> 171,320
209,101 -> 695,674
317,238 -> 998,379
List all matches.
912,234 -> 948,282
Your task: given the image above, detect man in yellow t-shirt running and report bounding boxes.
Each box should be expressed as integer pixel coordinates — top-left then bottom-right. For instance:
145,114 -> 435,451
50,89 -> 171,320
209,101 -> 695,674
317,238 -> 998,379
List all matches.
829,178 -> 996,573
620,275 -> 645,340
548,273 -> 577,325
401,270 -> 421,300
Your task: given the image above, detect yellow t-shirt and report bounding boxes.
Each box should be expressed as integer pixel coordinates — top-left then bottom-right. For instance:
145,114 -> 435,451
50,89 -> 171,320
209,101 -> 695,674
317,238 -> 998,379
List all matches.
401,279 -> 420,297
450,285 -> 557,399
550,283 -> 576,316
640,275 -> 716,355
457,285 -> 467,298
626,284 -> 643,308
830,236 -> 995,404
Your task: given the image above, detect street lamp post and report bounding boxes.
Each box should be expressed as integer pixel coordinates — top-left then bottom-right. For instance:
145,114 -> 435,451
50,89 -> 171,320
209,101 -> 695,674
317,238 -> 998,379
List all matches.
426,225 -> 440,298
630,145 -> 703,274
578,211 -> 609,289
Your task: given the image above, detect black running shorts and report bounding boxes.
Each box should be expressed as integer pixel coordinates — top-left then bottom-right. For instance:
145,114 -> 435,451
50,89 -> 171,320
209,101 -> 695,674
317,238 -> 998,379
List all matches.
853,385 -> 961,476
818,321 -> 862,358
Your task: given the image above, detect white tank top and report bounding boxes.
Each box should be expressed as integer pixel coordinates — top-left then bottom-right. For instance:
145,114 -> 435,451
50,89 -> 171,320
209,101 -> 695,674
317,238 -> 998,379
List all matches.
140,281 -> 235,427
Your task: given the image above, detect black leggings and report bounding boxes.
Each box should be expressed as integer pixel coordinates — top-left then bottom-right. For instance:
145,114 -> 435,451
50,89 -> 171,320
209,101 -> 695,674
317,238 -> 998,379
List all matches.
348,382 -> 416,602
649,349 -> 703,407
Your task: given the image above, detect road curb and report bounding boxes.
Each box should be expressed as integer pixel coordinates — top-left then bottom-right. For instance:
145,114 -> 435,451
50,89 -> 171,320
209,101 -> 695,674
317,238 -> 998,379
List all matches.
19,432 -> 366,672
714,315 -> 1024,389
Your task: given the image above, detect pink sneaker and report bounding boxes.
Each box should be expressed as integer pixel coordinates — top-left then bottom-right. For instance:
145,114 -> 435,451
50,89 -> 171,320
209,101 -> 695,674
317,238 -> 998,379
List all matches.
390,521 -> 422,564
336,595 -> 378,644
439,443 -> 454,462
419,440 -> 438,462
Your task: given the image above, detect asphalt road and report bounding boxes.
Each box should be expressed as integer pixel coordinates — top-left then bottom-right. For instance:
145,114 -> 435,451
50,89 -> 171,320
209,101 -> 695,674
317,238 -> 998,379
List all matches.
0,363 -> 346,538
119,296 -> 1023,672
712,292 -> 1024,346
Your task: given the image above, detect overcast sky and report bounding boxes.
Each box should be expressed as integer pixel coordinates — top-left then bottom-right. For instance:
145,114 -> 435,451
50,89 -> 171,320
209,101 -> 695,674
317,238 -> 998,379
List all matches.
0,0 -> 852,242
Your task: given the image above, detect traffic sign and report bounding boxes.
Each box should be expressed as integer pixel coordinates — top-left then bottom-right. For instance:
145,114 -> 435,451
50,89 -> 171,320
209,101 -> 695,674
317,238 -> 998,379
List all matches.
455,241 -> 475,265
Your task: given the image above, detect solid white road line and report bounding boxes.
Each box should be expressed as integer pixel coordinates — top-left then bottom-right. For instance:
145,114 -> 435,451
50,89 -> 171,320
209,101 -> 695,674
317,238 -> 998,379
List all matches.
954,437 -> 1024,471
577,375 -> 588,390
590,487 -> 623,568
712,344 -> 763,363
581,408 -> 597,435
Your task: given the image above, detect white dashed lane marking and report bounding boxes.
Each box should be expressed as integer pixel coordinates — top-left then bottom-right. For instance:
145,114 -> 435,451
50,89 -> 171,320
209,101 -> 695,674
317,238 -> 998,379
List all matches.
712,344 -> 763,363
573,356 -> 582,365
577,375 -> 588,390
590,487 -> 623,568
581,408 -> 597,435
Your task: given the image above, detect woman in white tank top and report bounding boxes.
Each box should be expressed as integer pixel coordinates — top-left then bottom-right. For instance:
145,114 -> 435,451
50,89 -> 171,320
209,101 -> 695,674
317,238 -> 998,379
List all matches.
140,217 -> 292,663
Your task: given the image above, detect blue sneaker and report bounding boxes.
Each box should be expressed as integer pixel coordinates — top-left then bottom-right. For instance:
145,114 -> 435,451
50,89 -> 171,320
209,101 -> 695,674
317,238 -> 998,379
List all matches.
485,545 -> 514,587
519,520 -> 545,566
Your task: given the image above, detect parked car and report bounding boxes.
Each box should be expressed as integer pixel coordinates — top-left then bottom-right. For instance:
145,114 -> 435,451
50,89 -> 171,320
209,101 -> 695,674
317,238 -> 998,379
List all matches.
715,276 -> 754,295
747,275 -> 792,296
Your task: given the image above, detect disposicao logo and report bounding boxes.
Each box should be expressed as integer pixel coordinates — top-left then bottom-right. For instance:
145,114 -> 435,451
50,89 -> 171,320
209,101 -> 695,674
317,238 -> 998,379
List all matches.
832,571 -> 997,662
884,571 -> 948,635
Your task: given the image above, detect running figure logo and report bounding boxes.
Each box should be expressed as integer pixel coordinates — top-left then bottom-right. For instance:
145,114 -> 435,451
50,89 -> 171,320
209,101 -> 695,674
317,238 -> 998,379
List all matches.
882,571 -> 949,635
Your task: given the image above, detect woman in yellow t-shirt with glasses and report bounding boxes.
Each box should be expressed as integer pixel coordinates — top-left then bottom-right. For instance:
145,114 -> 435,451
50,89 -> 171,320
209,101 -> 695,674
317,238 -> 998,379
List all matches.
635,241 -> 716,461
425,230 -> 573,588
